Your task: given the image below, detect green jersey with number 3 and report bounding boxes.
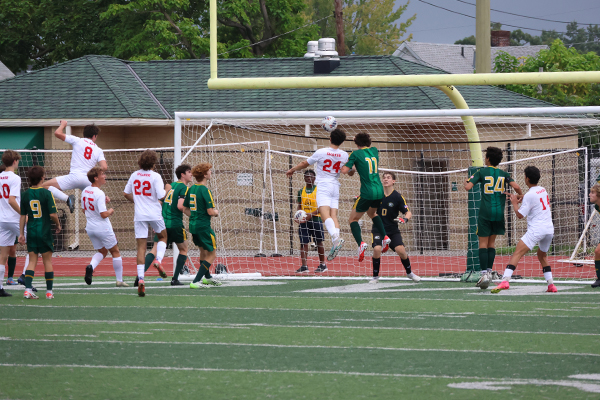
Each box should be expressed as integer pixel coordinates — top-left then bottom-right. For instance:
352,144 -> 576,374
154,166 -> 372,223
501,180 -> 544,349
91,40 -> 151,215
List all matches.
345,147 -> 384,200
468,166 -> 514,221
162,181 -> 189,228
183,184 -> 215,234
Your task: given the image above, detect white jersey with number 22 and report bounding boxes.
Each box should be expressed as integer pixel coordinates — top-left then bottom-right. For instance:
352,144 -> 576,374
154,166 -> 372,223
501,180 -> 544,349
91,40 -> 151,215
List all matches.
124,169 -> 166,221
306,147 -> 349,187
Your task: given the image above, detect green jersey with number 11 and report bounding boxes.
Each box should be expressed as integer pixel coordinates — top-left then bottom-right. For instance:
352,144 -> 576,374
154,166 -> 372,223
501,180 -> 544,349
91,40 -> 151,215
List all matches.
344,147 -> 384,200
468,166 -> 514,221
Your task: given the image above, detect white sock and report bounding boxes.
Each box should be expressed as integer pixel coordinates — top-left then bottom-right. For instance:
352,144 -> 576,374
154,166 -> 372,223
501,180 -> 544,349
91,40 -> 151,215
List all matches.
22,254 -> 30,274
503,268 -> 514,281
90,253 -> 104,270
0,265 -> 5,289
47,290 -> 53,295
324,218 -> 337,242
113,257 -> 123,281
48,186 -> 69,202
335,228 -> 340,238
544,271 -> 553,285
137,264 -> 145,280
156,241 -> 167,262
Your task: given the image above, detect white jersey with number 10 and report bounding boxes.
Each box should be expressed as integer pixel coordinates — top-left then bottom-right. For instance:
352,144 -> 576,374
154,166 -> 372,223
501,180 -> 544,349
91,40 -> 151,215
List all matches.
0,171 -> 21,224
306,147 -> 349,186
124,169 -> 166,221
65,135 -> 106,175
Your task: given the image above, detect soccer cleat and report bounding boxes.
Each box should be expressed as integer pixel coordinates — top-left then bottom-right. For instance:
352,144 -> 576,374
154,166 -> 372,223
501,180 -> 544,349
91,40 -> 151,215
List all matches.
592,279 -> 600,288
296,266 -> 309,273
202,277 -> 222,286
382,236 -> 391,253
314,265 -> 328,273
115,281 -> 129,287
153,259 -> 167,278
547,283 -> 558,293
0,288 -> 12,297
84,265 -> 93,285
491,280 -> 510,294
67,194 -> 76,213
137,279 -> 145,297
24,290 -> 39,299
358,242 -> 368,262
45,292 -> 54,299
327,238 -> 345,261
408,273 -> 421,283
170,279 -> 183,286
6,277 -> 17,285
190,281 -> 207,289
133,276 -> 139,287
476,272 -> 490,290
369,276 -> 379,284
17,274 -> 25,286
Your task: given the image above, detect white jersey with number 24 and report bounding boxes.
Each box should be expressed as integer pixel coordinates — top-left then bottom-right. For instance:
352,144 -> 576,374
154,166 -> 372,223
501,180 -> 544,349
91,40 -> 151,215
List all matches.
306,147 -> 349,187
518,186 -> 554,234
65,135 -> 106,175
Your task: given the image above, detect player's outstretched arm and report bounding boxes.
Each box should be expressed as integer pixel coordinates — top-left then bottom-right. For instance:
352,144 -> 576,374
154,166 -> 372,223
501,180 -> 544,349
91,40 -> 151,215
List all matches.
341,166 -> 355,175
54,120 -> 68,142
509,181 -> 523,196
286,160 -> 310,177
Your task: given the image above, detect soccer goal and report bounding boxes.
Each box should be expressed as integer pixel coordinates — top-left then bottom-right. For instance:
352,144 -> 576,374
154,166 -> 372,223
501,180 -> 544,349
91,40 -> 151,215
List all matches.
175,106 -> 600,281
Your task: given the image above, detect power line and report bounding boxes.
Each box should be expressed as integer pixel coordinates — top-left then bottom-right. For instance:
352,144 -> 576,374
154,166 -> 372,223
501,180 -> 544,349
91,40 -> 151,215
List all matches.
417,0 -> 569,34
454,0 -> 599,26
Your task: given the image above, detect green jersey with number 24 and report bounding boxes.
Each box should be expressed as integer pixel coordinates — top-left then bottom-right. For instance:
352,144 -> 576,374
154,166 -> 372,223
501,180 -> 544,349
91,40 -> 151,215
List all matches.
468,166 -> 514,221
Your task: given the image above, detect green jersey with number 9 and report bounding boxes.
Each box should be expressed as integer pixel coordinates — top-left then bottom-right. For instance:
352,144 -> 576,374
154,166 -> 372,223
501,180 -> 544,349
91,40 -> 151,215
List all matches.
162,181 -> 189,228
20,187 -> 57,251
345,147 -> 384,200
468,166 -> 514,221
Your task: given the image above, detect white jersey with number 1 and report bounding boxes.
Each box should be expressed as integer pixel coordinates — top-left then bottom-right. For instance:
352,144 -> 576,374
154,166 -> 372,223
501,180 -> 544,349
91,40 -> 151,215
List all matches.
519,186 -> 554,234
307,147 -> 349,187
124,169 -> 166,221
65,135 -> 106,175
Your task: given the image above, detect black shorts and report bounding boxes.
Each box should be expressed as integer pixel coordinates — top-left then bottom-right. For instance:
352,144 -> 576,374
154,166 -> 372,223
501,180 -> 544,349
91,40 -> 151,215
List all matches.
154,227 -> 187,247
372,230 -> 404,250
298,220 -> 325,245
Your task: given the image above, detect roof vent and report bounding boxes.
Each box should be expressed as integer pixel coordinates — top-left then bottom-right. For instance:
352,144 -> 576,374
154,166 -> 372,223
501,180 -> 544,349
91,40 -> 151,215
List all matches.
304,41 -> 319,58
314,38 -> 340,74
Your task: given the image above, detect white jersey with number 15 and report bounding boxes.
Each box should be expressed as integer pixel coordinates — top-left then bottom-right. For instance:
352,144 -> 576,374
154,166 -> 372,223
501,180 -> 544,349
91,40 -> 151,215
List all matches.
65,135 -> 106,175
124,169 -> 166,221
81,186 -> 112,231
307,147 -> 349,186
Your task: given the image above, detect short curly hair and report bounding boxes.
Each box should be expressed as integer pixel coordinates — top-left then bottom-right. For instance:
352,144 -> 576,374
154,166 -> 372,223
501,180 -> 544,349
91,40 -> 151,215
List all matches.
485,147 -> 503,167
138,150 -> 157,171
83,124 -> 100,139
192,163 -> 212,182
28,166 -> 45,186
353,132 -> 371,148
87,166 -> 104,184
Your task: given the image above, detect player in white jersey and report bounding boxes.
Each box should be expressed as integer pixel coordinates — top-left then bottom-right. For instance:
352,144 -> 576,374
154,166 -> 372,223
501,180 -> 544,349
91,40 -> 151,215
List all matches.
286,129 -> 349,261
124,150 -> 168,297
81,167 -> 128,288
43,120 -> 108,213
492,166 -> 557,294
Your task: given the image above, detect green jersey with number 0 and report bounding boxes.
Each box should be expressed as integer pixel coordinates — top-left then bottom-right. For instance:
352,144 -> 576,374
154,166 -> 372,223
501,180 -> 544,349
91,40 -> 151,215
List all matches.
467,166 -> 514,221
162,181 -> 189,228
183,184 -> 215,234
344,147 -> 384,200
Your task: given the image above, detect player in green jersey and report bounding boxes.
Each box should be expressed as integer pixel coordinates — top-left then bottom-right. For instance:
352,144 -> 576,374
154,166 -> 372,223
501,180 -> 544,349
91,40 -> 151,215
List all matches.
145,164 -> 192,286
588,185 -> 600,288
465,147 -> 522,287
341,132 -> 391,262
18,166 -> 62,299
183,163 -> 222,288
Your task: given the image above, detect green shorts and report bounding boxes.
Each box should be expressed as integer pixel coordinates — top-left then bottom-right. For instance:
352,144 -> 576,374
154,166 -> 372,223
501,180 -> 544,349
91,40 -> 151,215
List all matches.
353,196 -> 382,213
192,228 -> 217,252
477,218 -> 505,237
27,236 -> 53,254
154,227 -> 187,247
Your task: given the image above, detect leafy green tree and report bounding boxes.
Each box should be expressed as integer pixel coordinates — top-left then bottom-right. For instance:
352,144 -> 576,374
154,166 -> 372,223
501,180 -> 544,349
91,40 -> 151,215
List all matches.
454,35 -> 476,45
493,39 -> 600,106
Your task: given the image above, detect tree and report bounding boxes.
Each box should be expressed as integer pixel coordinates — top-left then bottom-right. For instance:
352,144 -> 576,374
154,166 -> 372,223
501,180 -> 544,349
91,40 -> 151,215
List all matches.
454,36 -> 476,45
493,39 -> 600,106
307,0 -> 415,55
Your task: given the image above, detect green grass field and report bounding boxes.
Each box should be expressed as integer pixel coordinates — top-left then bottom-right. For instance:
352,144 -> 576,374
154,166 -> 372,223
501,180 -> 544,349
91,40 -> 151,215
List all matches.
2,278 -> 600,399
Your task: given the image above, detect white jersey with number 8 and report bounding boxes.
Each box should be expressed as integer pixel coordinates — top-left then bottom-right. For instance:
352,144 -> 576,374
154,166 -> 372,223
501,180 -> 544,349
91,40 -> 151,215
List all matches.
65,136 -> 106,175
306,147 -> 349,187
124,169 -> 166,221
518,186 -> 554,234
81,186 -> 112,231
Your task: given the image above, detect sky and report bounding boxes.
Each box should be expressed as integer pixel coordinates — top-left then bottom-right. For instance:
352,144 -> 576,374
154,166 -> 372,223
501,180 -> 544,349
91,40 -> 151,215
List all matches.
397,0 -> 600,44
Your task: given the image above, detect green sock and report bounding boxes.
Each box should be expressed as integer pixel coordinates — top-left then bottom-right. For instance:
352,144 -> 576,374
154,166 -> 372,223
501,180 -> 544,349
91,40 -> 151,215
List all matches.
201,260 -> 212,279
372,216 -> 387,237
350,221 -> 362,245
45,271 -> 54,291
25,269 -> 35,289
487,247 -> 496,271
173,255 -> 187,280
144,253 -> 155,272
478,248 -> 488,272
595,260 -> 600,279
7,256 -> 16,278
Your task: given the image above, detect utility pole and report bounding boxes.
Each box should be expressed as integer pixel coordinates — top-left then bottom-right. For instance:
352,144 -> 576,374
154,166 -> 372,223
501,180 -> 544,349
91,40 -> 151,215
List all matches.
334,0 -> 346,56
475,0 -> 491,73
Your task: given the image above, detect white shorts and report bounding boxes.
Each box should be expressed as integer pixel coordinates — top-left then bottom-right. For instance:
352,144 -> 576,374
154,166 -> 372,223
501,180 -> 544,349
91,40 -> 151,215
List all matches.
0,221 -> 19,247
56,173 -> 90,191
521,231 -> 554,253
86,227 -> 118,250
134,220 -> 166,239
316,184 -> 340,209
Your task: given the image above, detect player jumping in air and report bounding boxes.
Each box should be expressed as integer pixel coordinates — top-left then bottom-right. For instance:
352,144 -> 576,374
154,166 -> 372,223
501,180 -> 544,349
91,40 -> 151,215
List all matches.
341,132 -> 391,262
491,166 -> 557,293
43,120 -> 108,213
184,163 -> 222,288
82,167 -> 128,287
19,166 -> 62,299
146,164 -> 193,286
286,129 -> 348,261
370,171 -> 420,283
124,150 -> 168,297
295,170 -> 327,273
464,146 -> 522,288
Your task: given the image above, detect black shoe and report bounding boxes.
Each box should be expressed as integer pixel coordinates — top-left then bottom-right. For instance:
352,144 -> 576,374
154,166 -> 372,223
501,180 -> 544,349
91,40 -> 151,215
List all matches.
17,274 -> 25,286
31,286 -> 37,292
170,279 -> 183,286
67,195 -> 76,213
314,265 -> 328,273
592,279 -> 600,288
134,276 -> 139,287
296,266 -> 309,273
0,288 -> 12,297
84,265 -> 93,285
